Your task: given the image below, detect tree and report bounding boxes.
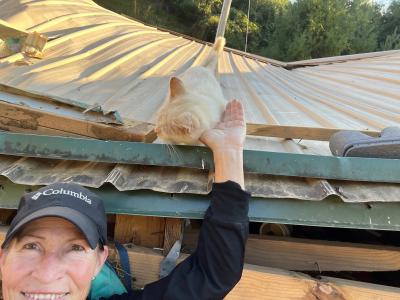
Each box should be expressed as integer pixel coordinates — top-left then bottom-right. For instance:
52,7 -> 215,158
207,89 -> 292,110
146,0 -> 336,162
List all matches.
379,0 -> 400,50
94,0 -> 397,61
381,27 -> 400,50
262,0 -> 382,61
346,0 -> 381,54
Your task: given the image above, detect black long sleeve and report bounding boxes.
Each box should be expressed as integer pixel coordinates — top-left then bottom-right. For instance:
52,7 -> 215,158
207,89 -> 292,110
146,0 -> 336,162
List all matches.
108,180 -> 250,300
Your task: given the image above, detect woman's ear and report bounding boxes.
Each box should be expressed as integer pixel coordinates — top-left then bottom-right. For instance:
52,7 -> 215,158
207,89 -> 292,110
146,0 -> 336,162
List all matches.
94,245 -> 109,276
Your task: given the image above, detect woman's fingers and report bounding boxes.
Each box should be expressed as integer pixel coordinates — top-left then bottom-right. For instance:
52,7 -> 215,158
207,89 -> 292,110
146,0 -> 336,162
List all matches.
224,99 -> 244,123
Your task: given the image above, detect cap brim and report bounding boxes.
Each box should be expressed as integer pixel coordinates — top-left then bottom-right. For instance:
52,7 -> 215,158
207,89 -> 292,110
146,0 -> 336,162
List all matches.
2,207 -> 100,249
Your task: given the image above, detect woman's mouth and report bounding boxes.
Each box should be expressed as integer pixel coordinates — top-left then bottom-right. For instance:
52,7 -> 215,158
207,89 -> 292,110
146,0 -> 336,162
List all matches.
22,292 -> 68,300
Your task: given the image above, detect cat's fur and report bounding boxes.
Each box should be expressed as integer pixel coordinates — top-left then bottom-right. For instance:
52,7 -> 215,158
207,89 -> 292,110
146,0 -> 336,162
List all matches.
155,37 -> 227,145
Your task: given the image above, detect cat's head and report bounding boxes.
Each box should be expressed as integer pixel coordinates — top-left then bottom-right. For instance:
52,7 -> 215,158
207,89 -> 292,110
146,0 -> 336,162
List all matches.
155,77 -> 206,145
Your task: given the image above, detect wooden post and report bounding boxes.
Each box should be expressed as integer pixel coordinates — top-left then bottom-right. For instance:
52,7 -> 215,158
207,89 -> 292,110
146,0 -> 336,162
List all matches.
163,218 -> 184,256
215,0 -> 232,39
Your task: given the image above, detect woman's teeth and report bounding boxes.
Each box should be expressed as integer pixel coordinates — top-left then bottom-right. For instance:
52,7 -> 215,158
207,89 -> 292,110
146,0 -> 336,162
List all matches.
24,293 -> 67,300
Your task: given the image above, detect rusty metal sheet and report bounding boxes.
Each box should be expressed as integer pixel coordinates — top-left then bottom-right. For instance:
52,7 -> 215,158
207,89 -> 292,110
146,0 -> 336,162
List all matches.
105,164 -> 211,194
0,155 -> 399,203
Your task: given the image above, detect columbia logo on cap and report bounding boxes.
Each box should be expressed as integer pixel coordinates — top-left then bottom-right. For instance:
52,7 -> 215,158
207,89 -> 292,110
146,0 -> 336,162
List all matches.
31,188 -> 92,204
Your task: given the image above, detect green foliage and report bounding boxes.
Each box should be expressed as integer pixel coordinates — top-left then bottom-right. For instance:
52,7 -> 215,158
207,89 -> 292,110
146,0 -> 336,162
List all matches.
224,8 -> 260,51
262,0 -> 381,60
381,27 -> 400,50
94,0 -> 399,61
379,0 -> 400,49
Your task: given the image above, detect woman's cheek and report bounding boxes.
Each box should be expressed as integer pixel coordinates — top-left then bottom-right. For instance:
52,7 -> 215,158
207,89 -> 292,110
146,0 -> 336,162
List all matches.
66,258 -> 97,289
1,254 -> 36,298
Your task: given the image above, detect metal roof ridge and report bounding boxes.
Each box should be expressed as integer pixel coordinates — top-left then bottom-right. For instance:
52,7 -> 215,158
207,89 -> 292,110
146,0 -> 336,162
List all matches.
118,14 -> 399,69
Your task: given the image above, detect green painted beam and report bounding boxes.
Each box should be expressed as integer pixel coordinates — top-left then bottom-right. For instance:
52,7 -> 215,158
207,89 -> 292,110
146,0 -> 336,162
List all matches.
0,132 -> 399,183
0,178 -> 399,231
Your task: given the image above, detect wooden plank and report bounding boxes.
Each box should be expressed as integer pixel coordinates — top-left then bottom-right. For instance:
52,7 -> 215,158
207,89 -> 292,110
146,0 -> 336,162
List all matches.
183,230 -> 400,272
0,84 -> 117,122
246,123 -> 380,141
163,218 -> 184,256
0,20 -> 28,40
0,101 -> 156,142
245,235 -> 400,272
227,264 -> 400,300
108,244 -> 400,299
0,116 -> 85,137
0,85 -> 123,125
114,215 -> 165,248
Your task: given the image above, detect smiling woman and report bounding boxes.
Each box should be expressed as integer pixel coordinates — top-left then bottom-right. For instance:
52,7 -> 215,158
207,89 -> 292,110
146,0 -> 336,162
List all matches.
1,218 -> 107,300
0,101 -> 250,300
0,182 -> 110,300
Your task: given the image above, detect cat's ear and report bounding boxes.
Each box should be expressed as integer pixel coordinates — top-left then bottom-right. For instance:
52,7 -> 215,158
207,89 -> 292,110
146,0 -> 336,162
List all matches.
169,77 -> 185,99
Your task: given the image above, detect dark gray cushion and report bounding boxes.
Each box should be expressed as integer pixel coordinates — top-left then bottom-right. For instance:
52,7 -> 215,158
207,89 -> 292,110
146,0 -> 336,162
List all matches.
329,127 -> 400,159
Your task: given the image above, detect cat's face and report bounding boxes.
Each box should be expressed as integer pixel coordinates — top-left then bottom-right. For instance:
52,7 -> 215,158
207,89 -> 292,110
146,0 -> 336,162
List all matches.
155,77 -> 206,145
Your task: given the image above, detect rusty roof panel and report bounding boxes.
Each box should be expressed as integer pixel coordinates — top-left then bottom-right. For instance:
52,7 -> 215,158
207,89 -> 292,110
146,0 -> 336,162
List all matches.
0,155 -> 399,203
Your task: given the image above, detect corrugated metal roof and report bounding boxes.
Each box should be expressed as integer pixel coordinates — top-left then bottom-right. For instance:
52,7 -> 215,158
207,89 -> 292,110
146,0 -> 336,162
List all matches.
1,0 -> 398,130
0,0 -> 399,202
0,154 -> 399,203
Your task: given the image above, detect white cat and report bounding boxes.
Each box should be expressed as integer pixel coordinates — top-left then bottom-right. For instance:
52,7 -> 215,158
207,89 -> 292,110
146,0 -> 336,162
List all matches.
155,37 -> 227,145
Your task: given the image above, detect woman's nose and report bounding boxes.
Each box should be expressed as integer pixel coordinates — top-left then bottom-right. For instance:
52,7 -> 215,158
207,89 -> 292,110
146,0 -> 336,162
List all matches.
31,252 -> 65,283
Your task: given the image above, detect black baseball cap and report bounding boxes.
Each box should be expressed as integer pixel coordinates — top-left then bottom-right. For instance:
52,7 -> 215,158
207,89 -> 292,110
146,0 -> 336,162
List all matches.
2,182 -> 107,249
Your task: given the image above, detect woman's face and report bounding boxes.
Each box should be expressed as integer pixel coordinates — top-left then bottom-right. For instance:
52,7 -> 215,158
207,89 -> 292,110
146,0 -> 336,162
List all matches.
0,217 -> 108,300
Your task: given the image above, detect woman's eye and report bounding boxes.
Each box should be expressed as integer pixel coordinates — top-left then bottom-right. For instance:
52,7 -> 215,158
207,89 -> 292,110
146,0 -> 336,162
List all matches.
71,244 -> 85,252
22,243 -> 39,250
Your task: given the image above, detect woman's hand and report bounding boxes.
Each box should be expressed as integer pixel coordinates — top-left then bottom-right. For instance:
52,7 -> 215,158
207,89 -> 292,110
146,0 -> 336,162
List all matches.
200,100 -> 246,189
200,99 -> 246,151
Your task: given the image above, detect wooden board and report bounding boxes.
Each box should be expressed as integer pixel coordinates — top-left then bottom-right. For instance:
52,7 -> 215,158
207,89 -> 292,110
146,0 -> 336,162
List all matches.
0,20 -> 28,40
227,264 -> 400,300
114,215 -> 165,248
0,116 -> 85,137
245,235 -> 400,272
108,244 -> 400,299
0,101 -> 156,142
183,231 -> 400,272
246,123 -> 380,141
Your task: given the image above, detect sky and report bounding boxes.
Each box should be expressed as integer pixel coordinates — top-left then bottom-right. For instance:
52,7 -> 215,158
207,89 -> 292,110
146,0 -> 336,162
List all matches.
374,0 -> 393,8
288,0 -> 394,6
